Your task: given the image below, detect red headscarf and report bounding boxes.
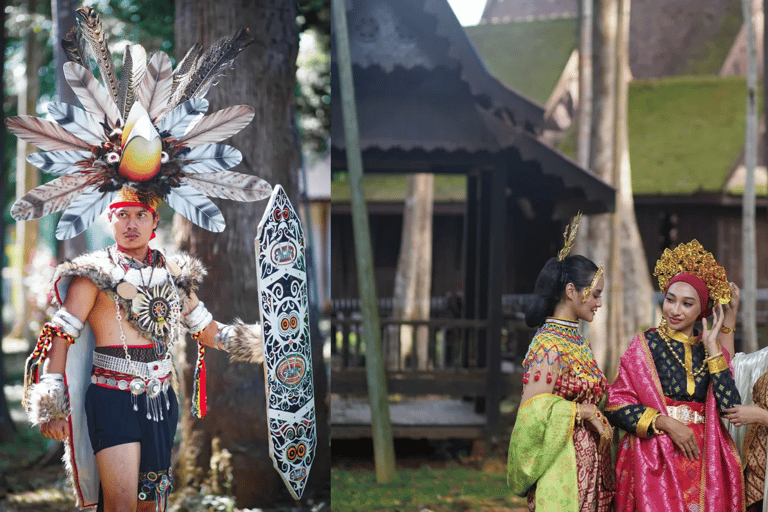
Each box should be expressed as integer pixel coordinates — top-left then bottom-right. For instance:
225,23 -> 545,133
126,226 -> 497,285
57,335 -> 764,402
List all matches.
666,272 -> 711,319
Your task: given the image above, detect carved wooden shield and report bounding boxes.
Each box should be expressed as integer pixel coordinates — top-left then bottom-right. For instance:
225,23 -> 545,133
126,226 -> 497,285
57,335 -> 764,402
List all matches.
256,185 -> 315,500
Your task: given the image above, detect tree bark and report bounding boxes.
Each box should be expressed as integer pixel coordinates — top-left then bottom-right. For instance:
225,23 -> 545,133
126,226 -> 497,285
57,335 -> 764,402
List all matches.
173,1 -> 329,506
585,0 -> 617,369
11,0 -> 41,342
392,173 -> 434,370
0,0 -> 15,443
743,0 -> 759,352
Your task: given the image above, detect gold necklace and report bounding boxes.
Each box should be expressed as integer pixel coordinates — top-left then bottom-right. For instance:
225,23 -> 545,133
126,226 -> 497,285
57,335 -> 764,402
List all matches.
657,319 -> 708,378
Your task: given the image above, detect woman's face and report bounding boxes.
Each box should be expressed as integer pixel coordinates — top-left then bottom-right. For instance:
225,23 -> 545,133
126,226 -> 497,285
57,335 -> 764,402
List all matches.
573,274 -> 604,323
662,281 -> 701,335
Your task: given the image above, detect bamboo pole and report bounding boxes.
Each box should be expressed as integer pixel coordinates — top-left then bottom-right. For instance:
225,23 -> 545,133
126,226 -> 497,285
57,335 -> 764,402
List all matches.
332,0 -> 396,483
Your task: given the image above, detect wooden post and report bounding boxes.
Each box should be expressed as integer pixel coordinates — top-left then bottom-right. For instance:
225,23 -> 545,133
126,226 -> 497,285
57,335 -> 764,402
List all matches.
332,0 -> 396,483
485,166 -> 506,435
462,173 -> 479,368
743,0 -> 759,352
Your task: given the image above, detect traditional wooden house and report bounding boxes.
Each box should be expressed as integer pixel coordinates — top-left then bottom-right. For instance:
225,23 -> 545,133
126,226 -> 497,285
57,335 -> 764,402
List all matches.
330,0 -> 614,439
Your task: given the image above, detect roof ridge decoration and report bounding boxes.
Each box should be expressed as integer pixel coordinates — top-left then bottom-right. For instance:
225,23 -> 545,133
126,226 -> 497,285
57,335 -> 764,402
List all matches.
9,6 -> 272,240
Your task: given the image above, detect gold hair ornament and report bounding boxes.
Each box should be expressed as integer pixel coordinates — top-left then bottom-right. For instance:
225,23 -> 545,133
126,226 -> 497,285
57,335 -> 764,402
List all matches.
653,239 -> 731,305
582,265 -> 603,303
558,211 -> 582,261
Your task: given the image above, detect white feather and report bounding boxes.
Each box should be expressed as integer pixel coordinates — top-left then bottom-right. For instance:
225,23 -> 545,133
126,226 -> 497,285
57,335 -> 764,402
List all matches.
166,184 -> 225,232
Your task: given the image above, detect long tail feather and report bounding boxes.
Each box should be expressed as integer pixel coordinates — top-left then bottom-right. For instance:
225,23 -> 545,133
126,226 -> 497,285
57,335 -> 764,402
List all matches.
178,144 -> 242,173
170,43 -> 202,96
61,26 -> 89,67
63,62 -> 122,127
166,185 -> 225,232
166,29 -> 253,112
47,102 -> 105,146
182,171 -> 272,202
6,116 -> 92,152
117,44 -> 147,120
138,52 -> 173,122
27,150 -> 93,175
157,98 -> 208,139
75,7 -> 119,103
56,186 -> 117,240
177,105 -> 254,146
11,173 -> 93,221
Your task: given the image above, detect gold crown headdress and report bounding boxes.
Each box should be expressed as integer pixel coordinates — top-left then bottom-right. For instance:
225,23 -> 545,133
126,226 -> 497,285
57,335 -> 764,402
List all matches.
558,211 -> 582,261
556,212 -> 603,303
8,7 -> 272,240
653,239 -> 731,305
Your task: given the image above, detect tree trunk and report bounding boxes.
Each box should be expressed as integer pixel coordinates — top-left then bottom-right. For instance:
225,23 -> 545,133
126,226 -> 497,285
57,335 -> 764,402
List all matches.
585,0 -> 617,370
0,0 -> 15,443
173,1 -> 328,506
11,0 -> 41,342
392,174 -> 434,370
743,0 -> 759,352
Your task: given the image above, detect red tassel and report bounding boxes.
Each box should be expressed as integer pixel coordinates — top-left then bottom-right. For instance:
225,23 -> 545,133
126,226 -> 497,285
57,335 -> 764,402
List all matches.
522,371 -> 529,384
198,355 -> 207,417
533,369 -> 541,381
546,371 -> 552,384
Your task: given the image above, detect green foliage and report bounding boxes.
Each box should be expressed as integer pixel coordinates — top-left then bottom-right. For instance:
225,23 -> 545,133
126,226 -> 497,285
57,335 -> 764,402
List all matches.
297,0 -> 331,155
465,19 -> 577,105
331,465 -> 526,511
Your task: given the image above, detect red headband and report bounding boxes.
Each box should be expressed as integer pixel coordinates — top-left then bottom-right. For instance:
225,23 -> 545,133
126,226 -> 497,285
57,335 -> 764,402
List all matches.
666,272 -> 711,319
109,201 -> 156,215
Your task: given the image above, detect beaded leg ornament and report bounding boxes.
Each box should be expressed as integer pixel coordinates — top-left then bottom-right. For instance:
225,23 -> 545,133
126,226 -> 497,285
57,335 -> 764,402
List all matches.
23,324 -> 75,407
191,331 -> 207,418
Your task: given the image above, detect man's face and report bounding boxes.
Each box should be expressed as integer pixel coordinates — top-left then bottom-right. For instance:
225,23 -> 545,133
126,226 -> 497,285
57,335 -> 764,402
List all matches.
109,206 -> 158,248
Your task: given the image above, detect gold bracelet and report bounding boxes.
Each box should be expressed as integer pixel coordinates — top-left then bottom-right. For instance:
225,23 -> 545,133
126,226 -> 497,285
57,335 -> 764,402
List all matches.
708,355 -> 729,374
575,404 -> 581,425
650,413 -> 660,434
704,352 -> 723,363
720,325 -> 735,335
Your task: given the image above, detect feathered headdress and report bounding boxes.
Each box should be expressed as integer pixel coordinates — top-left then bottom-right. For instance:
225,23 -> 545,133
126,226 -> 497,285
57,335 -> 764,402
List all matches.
8,7 -> 272,240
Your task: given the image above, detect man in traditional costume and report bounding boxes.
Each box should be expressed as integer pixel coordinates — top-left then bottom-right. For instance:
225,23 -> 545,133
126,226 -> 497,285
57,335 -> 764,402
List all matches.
11,7 -> 269,512
605,240 -> 743,512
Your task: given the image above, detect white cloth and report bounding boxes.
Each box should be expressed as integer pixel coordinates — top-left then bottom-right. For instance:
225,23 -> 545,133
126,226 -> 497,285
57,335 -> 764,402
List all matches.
731,347 -> 768,512
55,275 -> 99,508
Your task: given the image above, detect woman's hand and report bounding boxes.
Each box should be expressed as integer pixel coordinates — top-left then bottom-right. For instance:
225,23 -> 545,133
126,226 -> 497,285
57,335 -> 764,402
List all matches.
655,415 -> 699,460
701,303 -> 725,355
723,405 -> 768,427
40,418 -> 70,441
723,282 -> 740,319
580,404 -> 613,441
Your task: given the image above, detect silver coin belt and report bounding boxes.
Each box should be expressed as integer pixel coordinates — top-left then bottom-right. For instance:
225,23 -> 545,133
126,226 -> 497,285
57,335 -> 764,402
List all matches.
92,351 -> 172,397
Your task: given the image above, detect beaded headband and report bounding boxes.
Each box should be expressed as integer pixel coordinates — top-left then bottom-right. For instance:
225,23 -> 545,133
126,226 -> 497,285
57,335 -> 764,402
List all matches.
653,239 -> 731,306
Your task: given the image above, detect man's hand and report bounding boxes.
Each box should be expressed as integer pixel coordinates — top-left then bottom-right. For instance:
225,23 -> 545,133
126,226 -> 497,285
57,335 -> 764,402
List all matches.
41,418 -> 70,441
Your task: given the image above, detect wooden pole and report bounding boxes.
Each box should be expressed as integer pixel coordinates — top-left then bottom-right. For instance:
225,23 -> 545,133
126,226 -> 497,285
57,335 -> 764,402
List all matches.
743,0 -> 759,352
332,0 -> 396,483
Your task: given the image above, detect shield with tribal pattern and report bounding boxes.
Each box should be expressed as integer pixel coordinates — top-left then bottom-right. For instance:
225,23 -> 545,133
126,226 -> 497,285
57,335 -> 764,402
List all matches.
256,185 -> 315,500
